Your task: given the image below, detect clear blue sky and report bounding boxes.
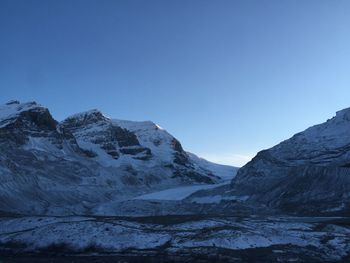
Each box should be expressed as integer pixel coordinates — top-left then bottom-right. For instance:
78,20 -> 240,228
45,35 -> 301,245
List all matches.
1,0 -> 350,166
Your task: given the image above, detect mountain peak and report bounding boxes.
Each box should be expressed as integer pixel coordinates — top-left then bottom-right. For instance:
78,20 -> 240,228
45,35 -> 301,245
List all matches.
0,100 -> 48,125
335,107 -> 350,121
5,100 -> 20,105
67,109 -> 107,119
63,109 -> 109,128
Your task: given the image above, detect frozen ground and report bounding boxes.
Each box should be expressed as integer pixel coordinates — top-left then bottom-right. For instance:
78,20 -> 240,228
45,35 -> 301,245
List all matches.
134,182 -> 229,201
0,215 -> 349,262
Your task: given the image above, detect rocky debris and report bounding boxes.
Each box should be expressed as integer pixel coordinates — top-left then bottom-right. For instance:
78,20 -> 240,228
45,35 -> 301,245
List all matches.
0,215 -> 349,262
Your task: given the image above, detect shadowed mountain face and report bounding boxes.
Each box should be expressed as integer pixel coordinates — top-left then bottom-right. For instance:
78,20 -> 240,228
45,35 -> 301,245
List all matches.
0,101 -> 236,215
231,107 -> 350,215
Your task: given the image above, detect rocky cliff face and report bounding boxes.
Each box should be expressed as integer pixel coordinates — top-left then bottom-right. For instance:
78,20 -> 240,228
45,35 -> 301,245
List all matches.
231,107 -> 350,215
60,110 -> 152,161
0,100 -> 234,215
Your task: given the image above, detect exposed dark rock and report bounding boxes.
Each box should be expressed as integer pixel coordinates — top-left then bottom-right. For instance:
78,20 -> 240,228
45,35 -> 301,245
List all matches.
174,152 -> 190,166
171,138 -> 184,153
113,126 -> 140,147
173,170 -> 215,184
119,147 -> 151,156
5,100 -> 20,105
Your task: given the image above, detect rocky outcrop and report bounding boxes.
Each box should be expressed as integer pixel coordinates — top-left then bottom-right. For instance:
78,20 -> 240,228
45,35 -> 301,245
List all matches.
0,101 -> 79,149
60,110 -> 152,160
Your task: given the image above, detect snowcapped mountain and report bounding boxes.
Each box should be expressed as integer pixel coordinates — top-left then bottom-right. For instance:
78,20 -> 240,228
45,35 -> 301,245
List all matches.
0,100 -> 236,215
1,101 -> 350,262
230,107 -> 350,215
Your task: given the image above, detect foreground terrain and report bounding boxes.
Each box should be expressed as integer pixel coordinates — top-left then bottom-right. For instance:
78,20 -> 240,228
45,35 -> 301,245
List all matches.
0,215 -> 349,262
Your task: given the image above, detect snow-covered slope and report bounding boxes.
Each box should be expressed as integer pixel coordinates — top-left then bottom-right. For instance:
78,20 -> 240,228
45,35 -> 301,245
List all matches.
60,109 -> 226,185
230,107 -> 350,215
0,100 -> 234,215
187,152 -> 238,181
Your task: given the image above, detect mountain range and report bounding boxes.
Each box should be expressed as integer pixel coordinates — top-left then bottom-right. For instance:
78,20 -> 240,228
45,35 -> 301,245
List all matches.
1,100 -> 350,262
0,100 -> 236,215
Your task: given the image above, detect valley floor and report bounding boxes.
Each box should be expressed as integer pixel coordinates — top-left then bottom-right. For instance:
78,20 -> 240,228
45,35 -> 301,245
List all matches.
0,214 -> 349,262
134,182 -> 229,201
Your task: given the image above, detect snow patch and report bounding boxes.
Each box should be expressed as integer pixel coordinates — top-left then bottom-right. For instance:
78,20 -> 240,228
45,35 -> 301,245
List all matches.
134,183 -> 229,201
